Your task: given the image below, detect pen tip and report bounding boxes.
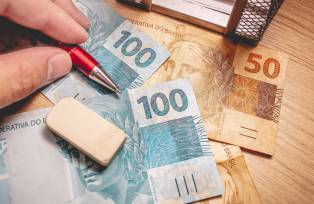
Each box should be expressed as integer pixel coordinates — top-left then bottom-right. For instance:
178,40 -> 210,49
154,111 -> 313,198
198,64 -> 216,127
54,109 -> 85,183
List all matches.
115,88 -> 122,94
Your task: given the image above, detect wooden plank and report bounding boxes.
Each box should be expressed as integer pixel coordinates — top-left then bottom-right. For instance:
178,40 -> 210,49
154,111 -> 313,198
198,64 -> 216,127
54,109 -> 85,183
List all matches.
151,0 -> 234,33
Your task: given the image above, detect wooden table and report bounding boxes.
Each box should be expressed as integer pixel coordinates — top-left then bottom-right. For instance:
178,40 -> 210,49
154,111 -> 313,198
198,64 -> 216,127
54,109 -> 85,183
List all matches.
1,0 -> 313,203
244,0 -> 314,203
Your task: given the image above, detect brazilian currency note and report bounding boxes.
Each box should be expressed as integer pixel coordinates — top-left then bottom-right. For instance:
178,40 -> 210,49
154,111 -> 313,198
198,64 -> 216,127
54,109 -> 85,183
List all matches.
0,79 -> 223,203
126,79 -> 223,203
82,79 -> 223,203
0,109 -> 73,204
0,0 -> 169,103
196,141 -> 261,204
42,0 -> 169,103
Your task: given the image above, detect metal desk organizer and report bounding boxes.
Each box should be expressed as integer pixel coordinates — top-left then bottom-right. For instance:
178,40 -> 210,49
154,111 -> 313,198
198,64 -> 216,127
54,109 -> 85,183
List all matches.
117,0 -> 284,44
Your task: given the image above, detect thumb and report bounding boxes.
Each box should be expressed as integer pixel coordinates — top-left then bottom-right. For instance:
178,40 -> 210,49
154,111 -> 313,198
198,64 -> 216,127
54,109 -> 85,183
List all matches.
0,47 -> 72,108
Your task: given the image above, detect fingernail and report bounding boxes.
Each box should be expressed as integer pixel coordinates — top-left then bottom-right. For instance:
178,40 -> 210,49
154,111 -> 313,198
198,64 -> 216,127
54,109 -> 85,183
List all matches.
47,53 -> 72,82
80,14 -> 90,29
75,26 -> 89,43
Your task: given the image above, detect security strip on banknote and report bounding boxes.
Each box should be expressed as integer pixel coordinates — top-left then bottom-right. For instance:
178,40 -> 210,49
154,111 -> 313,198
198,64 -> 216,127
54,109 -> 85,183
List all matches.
0,79 -> 224,204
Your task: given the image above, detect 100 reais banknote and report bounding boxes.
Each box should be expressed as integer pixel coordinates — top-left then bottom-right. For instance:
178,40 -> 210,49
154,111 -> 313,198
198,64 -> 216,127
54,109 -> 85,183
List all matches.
42,0 -> 170,103
0,79 -> 223,203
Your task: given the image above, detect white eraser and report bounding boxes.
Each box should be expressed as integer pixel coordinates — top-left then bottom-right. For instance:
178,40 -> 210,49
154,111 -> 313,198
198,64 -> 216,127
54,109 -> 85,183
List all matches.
46,98 -> 126,166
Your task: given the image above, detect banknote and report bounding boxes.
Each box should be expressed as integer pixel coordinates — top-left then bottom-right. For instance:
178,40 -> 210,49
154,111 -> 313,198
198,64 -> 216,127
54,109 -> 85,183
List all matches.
107,1 -> 287,155
125,79 -> 223,203
0,109 -> 73,204
196,142 -> 261,204
0,79 -> 223,204
0,0 -> 170,103
82,79 -> 223,203
42,0 -> 169,103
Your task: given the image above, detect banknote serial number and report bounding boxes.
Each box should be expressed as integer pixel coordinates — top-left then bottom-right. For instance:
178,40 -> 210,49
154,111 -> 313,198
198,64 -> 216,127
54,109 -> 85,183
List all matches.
245,52 -> 280,79
137,89 -> 188,119
113,30 -> 156,67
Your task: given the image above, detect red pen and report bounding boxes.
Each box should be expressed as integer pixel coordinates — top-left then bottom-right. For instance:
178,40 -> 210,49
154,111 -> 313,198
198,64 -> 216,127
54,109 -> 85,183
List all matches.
57,43 -> 121,94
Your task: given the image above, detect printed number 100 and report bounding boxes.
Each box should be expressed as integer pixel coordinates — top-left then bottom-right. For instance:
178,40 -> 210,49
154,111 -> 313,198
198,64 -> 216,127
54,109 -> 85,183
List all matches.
113,31 -> 156,68
137,89 -> 188,119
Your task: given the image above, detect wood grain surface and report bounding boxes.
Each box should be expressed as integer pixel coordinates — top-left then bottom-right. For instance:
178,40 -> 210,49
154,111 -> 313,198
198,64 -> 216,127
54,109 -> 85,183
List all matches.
243,0 -> 314,203
0,0 -> 313,203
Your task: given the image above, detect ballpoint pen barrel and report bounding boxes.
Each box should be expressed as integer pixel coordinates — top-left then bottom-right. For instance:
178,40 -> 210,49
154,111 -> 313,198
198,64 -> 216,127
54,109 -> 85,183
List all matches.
58,43 -> 121,93
58,44 -> 95,76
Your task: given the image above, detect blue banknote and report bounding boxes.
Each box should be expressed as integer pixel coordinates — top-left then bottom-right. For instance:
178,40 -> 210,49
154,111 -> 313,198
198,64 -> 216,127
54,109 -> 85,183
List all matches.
0,80 -> 223,203
42,0 -> 170,103
77,79 -> 223,203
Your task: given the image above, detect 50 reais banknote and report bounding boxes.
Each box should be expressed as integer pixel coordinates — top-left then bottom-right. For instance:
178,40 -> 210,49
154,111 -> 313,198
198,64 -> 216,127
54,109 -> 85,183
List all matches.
0,79 -> 223,204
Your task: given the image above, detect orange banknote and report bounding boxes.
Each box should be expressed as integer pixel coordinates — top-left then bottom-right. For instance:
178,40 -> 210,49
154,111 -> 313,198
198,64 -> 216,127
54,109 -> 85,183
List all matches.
197,141 -> 261,204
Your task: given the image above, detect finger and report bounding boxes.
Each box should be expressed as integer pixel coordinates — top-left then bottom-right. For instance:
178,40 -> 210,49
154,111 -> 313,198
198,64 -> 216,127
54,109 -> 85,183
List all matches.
0,47 -> 72,108
53,0 -> 89,29
0,0 -> 88,44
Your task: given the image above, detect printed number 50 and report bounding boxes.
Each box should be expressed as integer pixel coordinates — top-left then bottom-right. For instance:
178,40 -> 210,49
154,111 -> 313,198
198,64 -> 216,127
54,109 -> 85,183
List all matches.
137,89 -> 188,119
245,52 -> 280,79
113,31 -> 156,68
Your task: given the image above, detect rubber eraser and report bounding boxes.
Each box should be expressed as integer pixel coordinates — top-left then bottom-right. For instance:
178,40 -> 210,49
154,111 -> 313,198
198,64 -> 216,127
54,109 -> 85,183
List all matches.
46,98 -> 126,166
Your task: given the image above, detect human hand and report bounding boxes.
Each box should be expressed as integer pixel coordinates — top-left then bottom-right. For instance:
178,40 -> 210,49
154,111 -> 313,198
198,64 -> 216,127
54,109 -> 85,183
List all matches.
0,0 -> 89,108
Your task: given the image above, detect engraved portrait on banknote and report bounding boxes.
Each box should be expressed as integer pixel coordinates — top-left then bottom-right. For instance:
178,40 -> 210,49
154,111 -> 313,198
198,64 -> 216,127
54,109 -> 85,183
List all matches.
145,33 -> 235,137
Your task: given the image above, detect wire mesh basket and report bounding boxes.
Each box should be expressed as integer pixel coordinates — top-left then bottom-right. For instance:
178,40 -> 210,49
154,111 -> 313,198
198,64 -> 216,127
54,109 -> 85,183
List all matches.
230,0 -> 284,44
